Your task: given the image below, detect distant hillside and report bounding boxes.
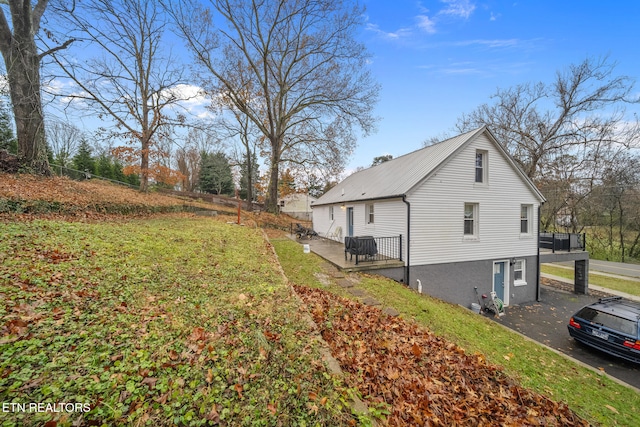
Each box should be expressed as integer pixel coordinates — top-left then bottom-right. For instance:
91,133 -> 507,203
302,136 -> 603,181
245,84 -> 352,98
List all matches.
0,173 -> 305,231
0,173 -> 222,217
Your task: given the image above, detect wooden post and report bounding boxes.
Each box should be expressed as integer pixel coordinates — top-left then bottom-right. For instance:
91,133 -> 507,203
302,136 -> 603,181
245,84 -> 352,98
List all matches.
236,188 -> 241,224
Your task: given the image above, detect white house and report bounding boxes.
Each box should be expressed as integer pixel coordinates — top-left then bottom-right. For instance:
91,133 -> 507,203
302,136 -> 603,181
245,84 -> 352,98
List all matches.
312,126 -> 546,308
279,193 -> 316,221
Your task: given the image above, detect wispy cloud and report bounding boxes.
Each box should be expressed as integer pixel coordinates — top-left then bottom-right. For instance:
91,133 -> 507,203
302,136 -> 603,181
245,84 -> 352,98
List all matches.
451,38 -> 521,48
367,1 -> 477,40
365,22 -> 413,40
416,15 -> 437,34
419,59 -> 537,78
438,0 -> 476,19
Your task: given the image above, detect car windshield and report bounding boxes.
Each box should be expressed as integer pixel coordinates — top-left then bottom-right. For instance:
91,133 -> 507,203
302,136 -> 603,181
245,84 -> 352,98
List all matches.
576,307 -> 638,337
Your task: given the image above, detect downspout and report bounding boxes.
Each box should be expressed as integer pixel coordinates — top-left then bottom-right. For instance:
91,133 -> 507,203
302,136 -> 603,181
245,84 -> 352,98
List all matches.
402,195 -> 411,286
536,204 -> 542,301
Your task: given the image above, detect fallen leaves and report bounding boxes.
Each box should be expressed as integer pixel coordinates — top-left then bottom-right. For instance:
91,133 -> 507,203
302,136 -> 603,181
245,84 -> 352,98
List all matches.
295,285 -> 590,427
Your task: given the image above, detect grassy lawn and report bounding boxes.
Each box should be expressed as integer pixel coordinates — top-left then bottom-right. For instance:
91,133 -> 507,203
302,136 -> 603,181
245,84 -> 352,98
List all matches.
541,264 -> 640,297
0,218 -> 360,426
272,238 -> 640,427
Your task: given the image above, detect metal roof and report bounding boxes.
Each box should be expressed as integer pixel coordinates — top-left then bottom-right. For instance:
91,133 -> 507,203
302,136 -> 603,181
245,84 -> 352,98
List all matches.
314,126 -> 545,206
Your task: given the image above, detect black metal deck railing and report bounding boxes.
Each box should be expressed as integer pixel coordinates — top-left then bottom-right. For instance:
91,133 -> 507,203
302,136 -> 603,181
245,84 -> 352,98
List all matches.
344,235 -> 403,265
539,232 -> 586,253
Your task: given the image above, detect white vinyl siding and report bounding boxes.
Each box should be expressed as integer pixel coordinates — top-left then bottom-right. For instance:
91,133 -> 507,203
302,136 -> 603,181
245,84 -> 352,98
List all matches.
408,133 -> 540,265
312,204 -> 346,239
339,199 -> 407,261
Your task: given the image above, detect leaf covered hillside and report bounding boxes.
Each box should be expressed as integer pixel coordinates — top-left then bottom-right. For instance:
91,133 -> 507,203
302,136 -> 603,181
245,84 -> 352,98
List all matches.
0,173 -> 216,217
0,218 -> 357,426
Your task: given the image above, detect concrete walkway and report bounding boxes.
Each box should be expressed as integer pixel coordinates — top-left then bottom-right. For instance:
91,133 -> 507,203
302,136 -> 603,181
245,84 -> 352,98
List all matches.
312,259 -> 401,317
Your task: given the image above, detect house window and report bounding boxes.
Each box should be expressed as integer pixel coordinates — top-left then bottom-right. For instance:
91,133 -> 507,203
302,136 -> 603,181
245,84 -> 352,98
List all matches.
366,203 -> 374,224
464,203 -> 478,237
520,204 -> 532,234
329,206 -> 334,221
514,259 -> 526,285
475,151 -> 487,183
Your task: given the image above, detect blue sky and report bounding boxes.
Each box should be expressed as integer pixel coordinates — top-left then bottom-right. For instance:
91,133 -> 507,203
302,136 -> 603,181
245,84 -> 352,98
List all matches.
42,0 -> 640,179
350,0 -> 640,171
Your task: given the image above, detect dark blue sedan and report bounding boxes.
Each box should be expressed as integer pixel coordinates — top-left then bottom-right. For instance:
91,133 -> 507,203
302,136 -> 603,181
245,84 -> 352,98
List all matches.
568,296 -> 640,364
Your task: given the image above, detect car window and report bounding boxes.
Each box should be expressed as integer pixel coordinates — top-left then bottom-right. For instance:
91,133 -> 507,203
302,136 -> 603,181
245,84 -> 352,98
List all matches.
575,307 -> 638,337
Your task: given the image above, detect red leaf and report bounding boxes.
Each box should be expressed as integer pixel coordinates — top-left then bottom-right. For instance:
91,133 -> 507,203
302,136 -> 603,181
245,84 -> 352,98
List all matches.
411,343 -> 422,358
235,383 -> 244,399
267,403 -> 277,415
188,327 -> 207,341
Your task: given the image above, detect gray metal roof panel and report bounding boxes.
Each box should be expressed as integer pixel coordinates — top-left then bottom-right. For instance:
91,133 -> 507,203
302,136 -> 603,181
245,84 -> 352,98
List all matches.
315,127 -> 485,206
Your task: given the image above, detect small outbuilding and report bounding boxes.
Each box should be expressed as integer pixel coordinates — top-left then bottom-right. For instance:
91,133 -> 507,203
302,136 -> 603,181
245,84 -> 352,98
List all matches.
279,193 -> 316,221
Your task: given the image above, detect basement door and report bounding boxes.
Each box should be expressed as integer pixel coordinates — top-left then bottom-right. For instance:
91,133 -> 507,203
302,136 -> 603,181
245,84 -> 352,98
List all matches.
493,261 -> 508,305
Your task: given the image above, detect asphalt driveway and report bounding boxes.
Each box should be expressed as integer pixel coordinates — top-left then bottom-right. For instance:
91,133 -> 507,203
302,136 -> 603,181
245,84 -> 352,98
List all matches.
494,284 -> 640,390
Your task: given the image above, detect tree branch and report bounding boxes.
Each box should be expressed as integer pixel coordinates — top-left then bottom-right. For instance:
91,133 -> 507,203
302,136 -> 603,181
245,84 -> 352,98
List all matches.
39,37 -> 75,59
32,0 -> 49,34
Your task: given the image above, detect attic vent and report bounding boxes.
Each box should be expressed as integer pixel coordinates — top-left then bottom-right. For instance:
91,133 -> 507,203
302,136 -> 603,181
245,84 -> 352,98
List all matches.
341,189 -> 344,196
361,192 -> 366,195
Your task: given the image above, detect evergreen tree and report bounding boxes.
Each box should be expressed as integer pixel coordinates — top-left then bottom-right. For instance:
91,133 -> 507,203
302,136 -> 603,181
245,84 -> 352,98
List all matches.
45,142 -> 54,165
96,154 -> 114,179
198,151 -> 233,195
73,139 -> 96,177
113,159 -> 126,182
0,102 -> 16,154
126,172 -> 140,187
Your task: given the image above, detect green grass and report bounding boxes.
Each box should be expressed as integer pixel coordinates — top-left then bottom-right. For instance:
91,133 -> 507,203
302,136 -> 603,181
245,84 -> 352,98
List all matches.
272,238 -> 640,427
541,264 -> 640,297
0,218 -> 359,426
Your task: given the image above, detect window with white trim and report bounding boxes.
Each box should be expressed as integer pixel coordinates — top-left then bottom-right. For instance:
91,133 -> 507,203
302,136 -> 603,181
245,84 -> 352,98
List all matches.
520,204 -> 532,234
514,259 -> 526,285
475,150 -> 487,183
366,203 -> 374,224
329,206 -> 334,221
464,203 -> 478,237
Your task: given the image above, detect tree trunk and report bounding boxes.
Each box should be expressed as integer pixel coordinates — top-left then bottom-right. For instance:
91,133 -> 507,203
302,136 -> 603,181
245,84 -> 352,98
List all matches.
245,151 -> 253,211
618,199 -> 625,263
140,134 -> 150,192
265,143 -> 280,214
2,37 -> 50,175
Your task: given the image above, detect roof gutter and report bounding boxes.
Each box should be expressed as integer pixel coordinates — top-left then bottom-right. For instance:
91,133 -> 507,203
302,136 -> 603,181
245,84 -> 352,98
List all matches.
402,195 -> 410,286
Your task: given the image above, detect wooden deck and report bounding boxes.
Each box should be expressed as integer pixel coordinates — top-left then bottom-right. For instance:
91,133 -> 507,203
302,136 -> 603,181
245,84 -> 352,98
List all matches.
290,235 -> 405,272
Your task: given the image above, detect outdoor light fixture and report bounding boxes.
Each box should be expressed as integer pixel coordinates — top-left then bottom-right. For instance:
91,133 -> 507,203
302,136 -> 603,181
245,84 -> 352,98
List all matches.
510,257 -> 517,265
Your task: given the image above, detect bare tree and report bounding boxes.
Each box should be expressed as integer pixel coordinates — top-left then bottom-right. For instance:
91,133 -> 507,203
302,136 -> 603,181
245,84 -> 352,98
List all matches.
457,57 -> 640,180
0,0 -> 73,174
212,107 -> 261,208
457,56 -> 640,229
166,0 -> 379,213
52,0 -> 187,191
585,152 -> 640,262
46,120 -> 82,167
